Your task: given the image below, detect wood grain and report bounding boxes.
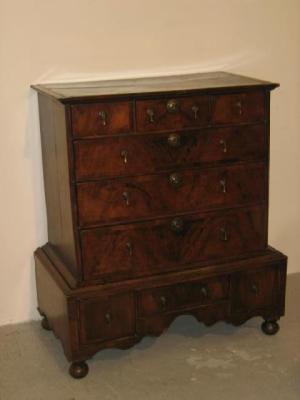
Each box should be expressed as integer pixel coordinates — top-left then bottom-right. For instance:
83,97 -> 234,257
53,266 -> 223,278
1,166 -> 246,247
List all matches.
74,124 -> 266,180
37,94 -> 79,279
35,247 -> 287,363
32,72 -> 286,378
211,91 -> 266,125
136,94 -> 210,132
138,276 -> 229,317
71,101 -> 133,137
80,206 -> 267,282
76,162 -> 267,227
31,71 -> 279,101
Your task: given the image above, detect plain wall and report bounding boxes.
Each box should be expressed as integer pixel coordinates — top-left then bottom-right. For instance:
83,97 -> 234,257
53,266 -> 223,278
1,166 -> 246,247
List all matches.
0,0 -> 299,325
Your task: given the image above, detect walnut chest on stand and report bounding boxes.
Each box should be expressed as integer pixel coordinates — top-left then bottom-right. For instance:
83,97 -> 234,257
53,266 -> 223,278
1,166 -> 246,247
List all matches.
32,72 -> 287,378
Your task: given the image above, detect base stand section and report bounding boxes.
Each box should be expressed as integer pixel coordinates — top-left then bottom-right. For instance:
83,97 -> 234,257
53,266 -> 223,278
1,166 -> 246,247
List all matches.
35,246 -> 287,378
261,320 -> 280,335
69,361 -> 89,379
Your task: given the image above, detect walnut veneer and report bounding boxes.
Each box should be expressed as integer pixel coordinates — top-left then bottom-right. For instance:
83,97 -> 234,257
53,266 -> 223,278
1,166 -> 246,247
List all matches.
32,72 -> 287,379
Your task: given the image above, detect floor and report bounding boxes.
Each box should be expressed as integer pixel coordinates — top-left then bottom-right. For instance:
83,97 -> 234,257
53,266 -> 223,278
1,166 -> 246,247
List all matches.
0,274 -> 299,400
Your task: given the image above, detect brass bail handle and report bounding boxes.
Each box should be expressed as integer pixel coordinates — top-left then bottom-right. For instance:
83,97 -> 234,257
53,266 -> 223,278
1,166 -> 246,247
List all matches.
105,312 -> 112,325
147,108 -> 155,123
160,296 -> 167,309
121,150 -> 128,164
98,110 -> 107,126
122,191 -> 130,206
126,241 -> 133,256
220,227 -> 229,241
200,286 -> 208,298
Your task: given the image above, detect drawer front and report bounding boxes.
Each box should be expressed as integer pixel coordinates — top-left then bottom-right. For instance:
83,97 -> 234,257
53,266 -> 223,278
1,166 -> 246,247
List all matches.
136,95 -> 210,132
74,125 -> 266,180
71,101 -> 132,137
232,267 -> 278,312
138,276 -> 229,317
211,91 -> 265,125
77,163 -> 266,227
81,206 -> 266,281
79,293 -> 135,344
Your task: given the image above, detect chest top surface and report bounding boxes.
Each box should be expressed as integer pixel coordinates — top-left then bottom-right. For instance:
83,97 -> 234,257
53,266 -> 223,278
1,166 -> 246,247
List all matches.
31,71 -> 278,102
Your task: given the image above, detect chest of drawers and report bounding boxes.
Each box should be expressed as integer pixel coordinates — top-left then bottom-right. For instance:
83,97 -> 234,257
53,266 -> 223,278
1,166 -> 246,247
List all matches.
32,72 -> 287,379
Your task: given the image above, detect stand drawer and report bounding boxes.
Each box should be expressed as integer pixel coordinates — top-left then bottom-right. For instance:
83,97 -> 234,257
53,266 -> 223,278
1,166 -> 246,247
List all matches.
78,293 -> 135,344
232,266 -> 281,313
138,276 -> 229,317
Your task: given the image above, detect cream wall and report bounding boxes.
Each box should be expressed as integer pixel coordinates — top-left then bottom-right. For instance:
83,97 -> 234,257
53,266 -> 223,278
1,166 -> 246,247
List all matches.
0,0 -> 299,325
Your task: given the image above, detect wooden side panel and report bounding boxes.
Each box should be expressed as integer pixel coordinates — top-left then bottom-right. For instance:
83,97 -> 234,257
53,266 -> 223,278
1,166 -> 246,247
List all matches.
38,94 -> 79,280
35,249 -> 74,360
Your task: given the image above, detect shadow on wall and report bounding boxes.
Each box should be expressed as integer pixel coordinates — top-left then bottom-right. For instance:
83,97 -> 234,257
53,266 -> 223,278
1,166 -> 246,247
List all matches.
24,89 -> 47,321
29,51 -> 254,85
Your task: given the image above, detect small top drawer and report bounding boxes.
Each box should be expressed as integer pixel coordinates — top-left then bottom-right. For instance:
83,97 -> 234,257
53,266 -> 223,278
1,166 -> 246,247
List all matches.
136,95 -> 210,132
71,101 -> 133,137
211,91 -> 265,125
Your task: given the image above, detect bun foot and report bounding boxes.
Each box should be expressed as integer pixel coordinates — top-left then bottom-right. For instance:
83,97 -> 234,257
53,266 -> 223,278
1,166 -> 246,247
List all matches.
69,361 -> 89,379
261,320 -> 279,335
41,316 -> 51,331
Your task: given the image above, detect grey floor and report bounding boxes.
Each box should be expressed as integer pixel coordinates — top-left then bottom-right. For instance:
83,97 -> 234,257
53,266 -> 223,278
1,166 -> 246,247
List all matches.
0,275 -> 299,400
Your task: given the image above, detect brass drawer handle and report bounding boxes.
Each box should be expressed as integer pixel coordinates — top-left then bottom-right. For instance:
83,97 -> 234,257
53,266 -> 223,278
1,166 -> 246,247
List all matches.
166,99 -> 179,113
170,217 -> 184,234
220,178 -> 227,193
220,227 -> 229,241
122,191 -> 130,206
98,110 -> 107,126
105,312 -> 112,325
147,108 -> 155,123
169,172 -> 182,188
121,150 -> 128,164
126,241 -> 133,256
200,286 -> 208,298
192,105 -> 199,120
167,133 -> 181,148
219,139 -> 227,153
251,283 -> 259,295
235,100 -> 243,116
160,296 -> 167,309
